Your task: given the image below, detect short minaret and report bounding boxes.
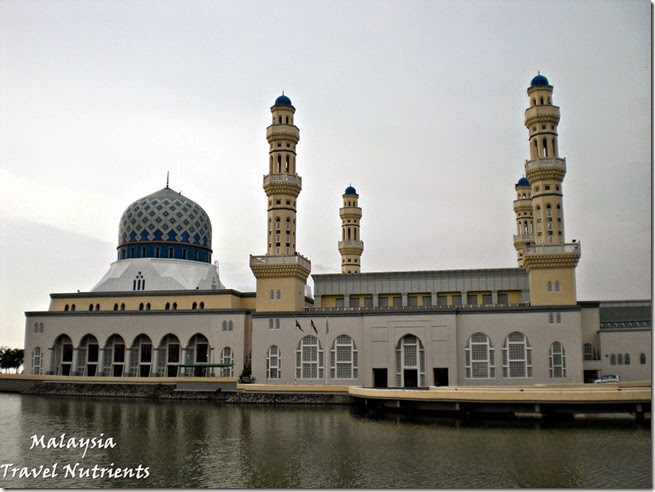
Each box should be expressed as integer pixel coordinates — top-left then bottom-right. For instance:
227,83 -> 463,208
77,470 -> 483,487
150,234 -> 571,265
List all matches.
513,176 -> 533,268
339,185 -> 364,273
520,73 -> 581,306
250,94 -> 311,312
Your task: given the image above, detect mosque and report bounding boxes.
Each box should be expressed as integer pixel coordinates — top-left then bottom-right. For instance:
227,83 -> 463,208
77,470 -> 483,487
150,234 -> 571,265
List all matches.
23,75 -> 651,386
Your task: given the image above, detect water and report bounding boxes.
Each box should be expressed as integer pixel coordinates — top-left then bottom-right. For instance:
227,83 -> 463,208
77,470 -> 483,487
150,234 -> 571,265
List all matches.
0,394 -> 650,489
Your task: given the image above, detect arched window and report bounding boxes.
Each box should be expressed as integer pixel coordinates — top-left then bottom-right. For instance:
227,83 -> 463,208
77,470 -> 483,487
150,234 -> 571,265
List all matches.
199,302 -> 204,310
113,303 -> 118,311
270,289 -> 275,300
554,281 -> 561,292
130,334 -> 153,377
192,302 -> 197,310
624,353 -> 630,365
296,336 -> 323,379
65,304 -> 69,312
610,353 -> 616,365
139,303 -> 144,311
228,321 -> 233,331
549,342 -> 566,378
33,323 -> 38,333
556,313 -> 561,324
276,290 -> 281,300
275,319 -> 280,330
71,304 -> 76,311
548,313 -> 554,324
502,332 -> 532,378
395,335 -> 425,387
547,281 -> 553,292
465,333 -> 495,379
89,304 -> 94,311
39,323 -> 44,333
583,343 -> 594,361
220,347 -> 233,377
31,347 -> 42,375
165,302 -> 170,310
120,303 -> 125,311
617,353 -> 624,365
223,321 -> 228,331
268,319 -> 274,330
146,303 -> 151,310
640,353 -> 646,364
172,302 -> 177,310
267,346 -> 281,379
95,304 -> 100,311
330,335 -> 358,379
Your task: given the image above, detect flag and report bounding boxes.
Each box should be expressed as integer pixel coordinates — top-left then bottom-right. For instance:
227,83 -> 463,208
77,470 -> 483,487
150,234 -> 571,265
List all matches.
325,318 -> 329,334
311,320 -> 318,334
296,320 -> 304,332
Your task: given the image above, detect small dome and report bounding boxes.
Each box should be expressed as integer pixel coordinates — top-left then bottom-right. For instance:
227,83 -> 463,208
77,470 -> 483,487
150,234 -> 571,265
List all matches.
117,187 -> 213,263
274,94 -> 292,106
345,185 -> 357,195
516,177 -> 530,187
530,74 -> 550,87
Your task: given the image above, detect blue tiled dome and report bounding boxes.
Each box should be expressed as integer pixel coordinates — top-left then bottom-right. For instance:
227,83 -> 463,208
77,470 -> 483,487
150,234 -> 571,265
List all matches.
530,74 -> 550,87
274,94 -> 292,106
517,177 -> 530,187
117,187 -> 213,263
345,185 -> 357,195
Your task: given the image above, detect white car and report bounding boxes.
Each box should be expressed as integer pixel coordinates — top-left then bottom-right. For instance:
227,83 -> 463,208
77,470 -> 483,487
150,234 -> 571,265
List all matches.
593,375 -> 620,383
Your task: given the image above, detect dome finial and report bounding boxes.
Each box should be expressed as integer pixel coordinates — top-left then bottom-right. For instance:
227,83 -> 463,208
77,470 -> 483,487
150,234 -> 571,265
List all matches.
166,171 -> 170,189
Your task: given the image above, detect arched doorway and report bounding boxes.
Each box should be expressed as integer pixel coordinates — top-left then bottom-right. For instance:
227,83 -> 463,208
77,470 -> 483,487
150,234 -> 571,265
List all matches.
53,335 -> 73,376
103,334 -> 126,377
130,334 -> 153,377
186,334 -> 211,376
395,334 -> 425,388
78,334 -> 100,377
158,334 -> 181,377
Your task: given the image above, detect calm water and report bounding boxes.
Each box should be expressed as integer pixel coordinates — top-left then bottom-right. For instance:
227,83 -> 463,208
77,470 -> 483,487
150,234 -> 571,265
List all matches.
0,394 -> 650,489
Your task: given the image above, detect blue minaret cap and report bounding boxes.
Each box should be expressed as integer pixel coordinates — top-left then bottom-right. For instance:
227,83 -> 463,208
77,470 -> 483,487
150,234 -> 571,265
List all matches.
517,176 -> 530,186
530,73 -> 550,87
345,184 -> 357,195
275,93 -> 292,106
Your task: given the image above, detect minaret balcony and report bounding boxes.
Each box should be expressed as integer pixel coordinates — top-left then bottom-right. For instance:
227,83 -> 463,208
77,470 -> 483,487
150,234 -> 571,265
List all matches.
523,242 -> 581,270
250,253 -> 311,271
263,174 -> 302,187
525,157 -> 566,172
513,234 -> 533,246
338,240 -> 364,252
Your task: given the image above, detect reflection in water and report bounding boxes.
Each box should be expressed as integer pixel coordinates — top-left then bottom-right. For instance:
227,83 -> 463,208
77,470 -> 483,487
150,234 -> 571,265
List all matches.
0,394 -> 650,488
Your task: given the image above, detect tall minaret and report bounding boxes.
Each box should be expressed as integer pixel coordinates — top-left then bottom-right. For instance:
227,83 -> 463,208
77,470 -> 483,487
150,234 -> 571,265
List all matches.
513,176 -> 533,268
250,94 -> 311,312
520,73 -> 581,306
339,185 -> 364,273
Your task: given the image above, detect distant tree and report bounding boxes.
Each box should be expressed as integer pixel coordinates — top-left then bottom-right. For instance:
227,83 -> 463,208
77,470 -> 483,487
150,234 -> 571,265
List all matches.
0,348 -> 24,373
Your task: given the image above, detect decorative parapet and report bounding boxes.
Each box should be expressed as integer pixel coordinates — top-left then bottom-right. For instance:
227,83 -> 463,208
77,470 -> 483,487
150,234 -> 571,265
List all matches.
523,242 -> 581,270
263,174 -> 302,196
250,254 -> 311,279
525,157 -> 566,173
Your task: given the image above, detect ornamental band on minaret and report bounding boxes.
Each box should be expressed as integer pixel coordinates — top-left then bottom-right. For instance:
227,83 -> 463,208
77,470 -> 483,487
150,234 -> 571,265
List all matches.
250,94 -> 312,312
517,74 -> 581,306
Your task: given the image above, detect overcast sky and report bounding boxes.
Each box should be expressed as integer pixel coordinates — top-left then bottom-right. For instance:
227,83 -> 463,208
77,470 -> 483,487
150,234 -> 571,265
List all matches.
0,0 -> 651,348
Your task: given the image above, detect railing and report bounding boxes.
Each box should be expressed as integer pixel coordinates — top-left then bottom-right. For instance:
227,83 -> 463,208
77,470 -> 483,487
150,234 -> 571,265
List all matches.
513,234 -> 533,244
525,157 -> 566,172
250,254 -> 311,270
338,240 -> 364,249
263,174 -> 302,187
524,243 -> 581,255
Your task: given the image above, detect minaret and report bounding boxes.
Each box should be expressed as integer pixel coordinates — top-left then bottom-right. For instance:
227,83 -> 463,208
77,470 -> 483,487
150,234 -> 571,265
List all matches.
339,185 -> 364,273
513,176 -> 533,268
250,94 -> 311,312
520,73 -> 581,306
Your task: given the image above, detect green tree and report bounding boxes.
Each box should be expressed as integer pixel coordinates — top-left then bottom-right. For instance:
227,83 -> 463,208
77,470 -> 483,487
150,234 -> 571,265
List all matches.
0,347 -> 24,373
